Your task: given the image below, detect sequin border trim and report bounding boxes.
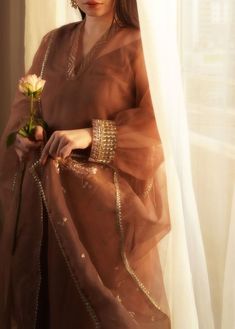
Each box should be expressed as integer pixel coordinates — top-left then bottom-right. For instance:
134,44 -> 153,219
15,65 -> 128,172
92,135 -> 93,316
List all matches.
113,170 -> 162,312
89,119 -> 117,164
142,181 -> 154,198
66,21 -> 120,80
40,30 -> 56,79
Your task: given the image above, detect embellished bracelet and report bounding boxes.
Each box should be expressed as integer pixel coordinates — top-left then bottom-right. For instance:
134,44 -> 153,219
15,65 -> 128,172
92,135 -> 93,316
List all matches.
89,119 -> 117,164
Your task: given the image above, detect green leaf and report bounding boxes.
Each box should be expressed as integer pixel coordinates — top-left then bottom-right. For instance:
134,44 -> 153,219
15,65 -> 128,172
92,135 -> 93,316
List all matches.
6,132 -> 17,148
29,123 -> 37,132
18,127 -> 29,138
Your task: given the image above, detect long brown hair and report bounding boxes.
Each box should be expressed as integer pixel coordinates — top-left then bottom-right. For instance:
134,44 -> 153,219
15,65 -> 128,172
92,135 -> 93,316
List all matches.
79,0 -> 139,29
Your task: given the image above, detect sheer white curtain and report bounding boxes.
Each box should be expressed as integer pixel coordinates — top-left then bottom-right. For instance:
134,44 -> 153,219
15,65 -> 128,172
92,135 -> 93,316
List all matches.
25,0 -> 78,70
25,1 -> 234,328
137,1 -> 214,329
179,1 -> 235,329
136,1 -> 235,328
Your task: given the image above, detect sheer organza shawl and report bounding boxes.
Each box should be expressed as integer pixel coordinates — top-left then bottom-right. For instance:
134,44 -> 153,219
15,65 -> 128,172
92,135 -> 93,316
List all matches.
0,20 -> 172,329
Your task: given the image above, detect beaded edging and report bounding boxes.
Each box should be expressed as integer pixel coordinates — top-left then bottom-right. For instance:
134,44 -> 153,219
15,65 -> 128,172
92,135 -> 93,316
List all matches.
142,181 -> 154,198
66,21 -> 120,80
40,30 -> 56,79
89,119 -> 117,164
113,170 -> 162,312
59,157 -> 98,177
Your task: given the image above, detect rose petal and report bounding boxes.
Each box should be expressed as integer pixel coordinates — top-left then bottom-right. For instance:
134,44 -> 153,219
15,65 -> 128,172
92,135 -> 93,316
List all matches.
19,74 -> 46,96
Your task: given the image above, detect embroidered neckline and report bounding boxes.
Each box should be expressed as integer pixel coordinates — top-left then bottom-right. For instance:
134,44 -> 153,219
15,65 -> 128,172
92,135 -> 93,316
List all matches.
66,19 -> 120,80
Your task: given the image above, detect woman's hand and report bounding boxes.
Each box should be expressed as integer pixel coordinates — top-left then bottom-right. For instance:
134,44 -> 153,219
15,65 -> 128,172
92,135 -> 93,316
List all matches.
14,126 -> 44,162
40,128 -> 92,165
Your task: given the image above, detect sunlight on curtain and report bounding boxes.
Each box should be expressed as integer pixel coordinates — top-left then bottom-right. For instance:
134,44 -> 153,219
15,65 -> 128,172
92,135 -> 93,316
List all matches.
25,0 -> 79,70
180,1 -> 235,328
136,1 -> 214,328
222,188 -> 235,329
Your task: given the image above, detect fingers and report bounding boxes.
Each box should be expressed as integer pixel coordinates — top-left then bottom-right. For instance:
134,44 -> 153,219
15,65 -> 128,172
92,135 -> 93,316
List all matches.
34,125 -> 44,141
16,135 -> 41,149
40,134 -> 56,165
40,132 -> 64,165
40,131 -> 73,166
15,133 -> 42,161
59,144 -> 73,159
56,138 -> 72,159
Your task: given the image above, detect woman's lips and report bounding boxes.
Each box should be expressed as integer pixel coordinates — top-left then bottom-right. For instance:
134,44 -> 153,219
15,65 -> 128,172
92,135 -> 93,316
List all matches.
85,1 -> 103,4
83,1 -> 103,9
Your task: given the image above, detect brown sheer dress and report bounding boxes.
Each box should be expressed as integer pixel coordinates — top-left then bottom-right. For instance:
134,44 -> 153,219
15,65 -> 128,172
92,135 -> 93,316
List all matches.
0,20 -> 171,329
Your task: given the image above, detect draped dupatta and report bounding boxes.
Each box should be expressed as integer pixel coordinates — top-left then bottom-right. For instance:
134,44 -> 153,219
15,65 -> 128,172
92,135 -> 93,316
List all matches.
0,20 -> 172,329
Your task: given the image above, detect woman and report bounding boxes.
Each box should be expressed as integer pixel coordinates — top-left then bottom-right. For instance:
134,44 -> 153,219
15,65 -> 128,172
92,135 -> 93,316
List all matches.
0,0 -> 171,328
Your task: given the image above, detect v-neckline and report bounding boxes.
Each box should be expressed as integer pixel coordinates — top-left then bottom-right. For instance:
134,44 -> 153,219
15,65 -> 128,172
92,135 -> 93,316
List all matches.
66,20 -> 119,80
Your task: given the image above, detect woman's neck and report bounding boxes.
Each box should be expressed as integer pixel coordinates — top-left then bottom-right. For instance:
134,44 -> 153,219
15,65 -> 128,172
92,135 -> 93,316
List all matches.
84,14 -> 114,38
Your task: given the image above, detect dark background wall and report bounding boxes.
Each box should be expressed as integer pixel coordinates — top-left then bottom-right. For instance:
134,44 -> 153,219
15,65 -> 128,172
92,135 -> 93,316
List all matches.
0,1 -> 25,134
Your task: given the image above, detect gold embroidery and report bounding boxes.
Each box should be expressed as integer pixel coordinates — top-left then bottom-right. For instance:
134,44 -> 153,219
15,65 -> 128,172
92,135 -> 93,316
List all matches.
54,159 -> 60,173
142,181 -> 153,198
59,157 -> 98,177
89,119 -> 117,164
129,311 -> 136,318
116,295 -> 122,303
113,170 -> 162,312
63,217 -> 68,223
40,30 -> 56,79
66,21 -> 120,80
11,170 -> 18,192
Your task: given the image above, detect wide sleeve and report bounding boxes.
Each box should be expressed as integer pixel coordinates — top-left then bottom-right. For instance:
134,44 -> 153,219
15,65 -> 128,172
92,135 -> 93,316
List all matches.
0,30 -> 56,198
3,30 -> 55,137
88,43 -> 164,181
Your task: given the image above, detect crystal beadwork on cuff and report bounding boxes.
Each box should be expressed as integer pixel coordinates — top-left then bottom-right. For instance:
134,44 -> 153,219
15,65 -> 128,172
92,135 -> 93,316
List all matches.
89,119 -> 117,164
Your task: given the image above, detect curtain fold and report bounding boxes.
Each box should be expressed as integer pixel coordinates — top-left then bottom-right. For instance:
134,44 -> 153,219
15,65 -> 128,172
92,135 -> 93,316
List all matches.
25,0 -> 78,71
136,1 -> 215,328
180,1 -> 235,328
221,185 -> 235,329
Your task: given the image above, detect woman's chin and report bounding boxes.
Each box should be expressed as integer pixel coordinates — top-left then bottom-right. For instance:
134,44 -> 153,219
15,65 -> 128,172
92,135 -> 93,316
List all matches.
82,4 -> 113,17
